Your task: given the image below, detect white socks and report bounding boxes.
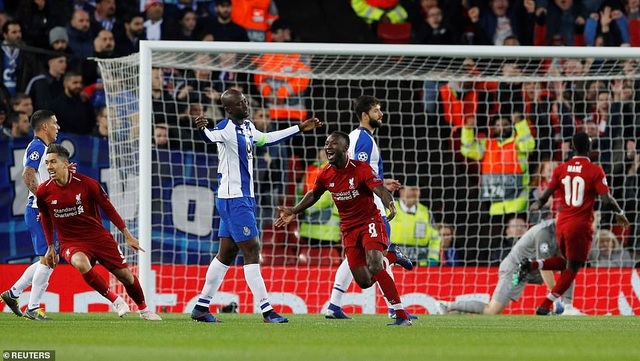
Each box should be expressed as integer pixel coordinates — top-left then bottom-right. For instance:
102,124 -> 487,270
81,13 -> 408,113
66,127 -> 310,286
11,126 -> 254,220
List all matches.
329,258 -> 353,307
195,257 -> 229,308
244,263 -> 272,313
27,263 -> 53,310
9,262 -> 39,297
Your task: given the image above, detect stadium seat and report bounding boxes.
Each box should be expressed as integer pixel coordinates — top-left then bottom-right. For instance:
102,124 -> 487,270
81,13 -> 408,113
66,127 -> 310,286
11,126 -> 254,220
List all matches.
297,246 -> 342,266
376,22 -> 411,44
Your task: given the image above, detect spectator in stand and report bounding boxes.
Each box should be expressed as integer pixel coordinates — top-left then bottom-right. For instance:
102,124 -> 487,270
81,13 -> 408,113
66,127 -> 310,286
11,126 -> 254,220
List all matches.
230,0 -> 279,42
460,114 -> 535,264
351,0 -> 409,27
465,0 -> 535,45
90,0 -> 116,32
206,0 -> 249,42
1,111 -> 31,138
584,89 -> 623,174
490,215 -> 528,265
0,103 -> 8,134
167,8 -> 200,40
623,152 -> 640,251
529,158 -> 560,224
151,67 -> 177,126
48,71 -> 95,134
9,93 -> 34,117
297,147 -> 341,249
162,0 -> 214,22
437,223 -> 459,266
153,122 -> 169,149
535,0 -> 586,46
270,18 -> 293,43
585,3 -> 630,47
91,105 -> 108,139
1,21 -> 43,95
143,0 -> 173,41
67,9 -> 95,60
630,0 -> 640,46
114,12 -> 145,57
174,53 -> 224,121
412,5 -> 457,44
252,106 -> 289,230
588,229 -> 636,268
253,37 -> 310,122
15,0 -> 65,49
389,176 -> 441,266
81,29 -> 115,86
25,52 -> 67,112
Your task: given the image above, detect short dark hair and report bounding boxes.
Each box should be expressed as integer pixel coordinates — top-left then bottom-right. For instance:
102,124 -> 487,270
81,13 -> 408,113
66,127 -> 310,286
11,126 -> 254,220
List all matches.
46,144 -> 70,161
9,93 -> 30,109
30,109 -> 55,130
330,131 -> 350,147
7,111 -> 25,126
572,132 -> 591,154
2,20 -> 20,35
353,95 -> 380,120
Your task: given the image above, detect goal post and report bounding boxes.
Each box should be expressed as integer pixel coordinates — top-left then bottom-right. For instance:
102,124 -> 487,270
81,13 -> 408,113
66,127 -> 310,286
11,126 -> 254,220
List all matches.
97,41 -> 640,315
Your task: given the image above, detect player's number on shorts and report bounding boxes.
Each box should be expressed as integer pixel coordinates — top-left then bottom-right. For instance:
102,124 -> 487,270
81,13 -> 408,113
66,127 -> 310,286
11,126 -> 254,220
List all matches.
368,223 -> 378,238
561,175 -> 585,207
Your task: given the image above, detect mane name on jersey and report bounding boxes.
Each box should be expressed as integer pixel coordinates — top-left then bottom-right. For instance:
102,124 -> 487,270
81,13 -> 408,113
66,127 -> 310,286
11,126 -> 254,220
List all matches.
567,165 -> 582,173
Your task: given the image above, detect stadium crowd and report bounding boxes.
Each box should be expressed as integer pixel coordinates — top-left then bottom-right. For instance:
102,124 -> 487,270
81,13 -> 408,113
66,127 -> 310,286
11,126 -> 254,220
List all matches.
0,0 -> 639,267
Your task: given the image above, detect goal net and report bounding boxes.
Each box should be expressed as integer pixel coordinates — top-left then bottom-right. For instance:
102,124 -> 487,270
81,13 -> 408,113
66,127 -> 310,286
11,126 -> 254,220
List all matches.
97,42 -> 640,316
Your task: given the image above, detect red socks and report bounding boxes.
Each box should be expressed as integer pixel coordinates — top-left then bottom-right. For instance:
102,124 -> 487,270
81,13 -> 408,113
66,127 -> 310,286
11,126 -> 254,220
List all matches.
123,275 -> 147,310
82,268 -> 118,303
385,252 -> 397,264
371,269 -> 408,320
540,269 -> 577,310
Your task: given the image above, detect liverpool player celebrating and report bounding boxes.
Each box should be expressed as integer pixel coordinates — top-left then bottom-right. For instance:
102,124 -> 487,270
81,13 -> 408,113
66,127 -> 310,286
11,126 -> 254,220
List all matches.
37,144 -> 161,321
515,132 -> 629,315
276,131 -> 413,326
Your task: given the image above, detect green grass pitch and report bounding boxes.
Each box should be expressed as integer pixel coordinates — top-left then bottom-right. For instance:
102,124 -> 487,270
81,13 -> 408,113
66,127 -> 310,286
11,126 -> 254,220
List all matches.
1,313 -> 640,361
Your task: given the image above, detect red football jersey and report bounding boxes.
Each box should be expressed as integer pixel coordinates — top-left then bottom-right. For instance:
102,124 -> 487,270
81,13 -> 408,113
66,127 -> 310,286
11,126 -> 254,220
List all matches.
36,172 -> 127,245
547,156 -> 609,225
314,159 -> 384,231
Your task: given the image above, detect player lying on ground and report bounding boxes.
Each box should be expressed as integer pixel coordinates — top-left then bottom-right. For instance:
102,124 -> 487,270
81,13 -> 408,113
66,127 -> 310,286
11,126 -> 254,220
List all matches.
435,219 -> 583,315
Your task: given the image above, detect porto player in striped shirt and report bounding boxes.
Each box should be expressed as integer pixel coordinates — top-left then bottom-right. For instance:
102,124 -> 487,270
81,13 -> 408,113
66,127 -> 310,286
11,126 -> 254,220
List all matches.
37,144 -> 161,320
276,131 -> 413,326
515,132 -> 629,315
190,89 -> 323,323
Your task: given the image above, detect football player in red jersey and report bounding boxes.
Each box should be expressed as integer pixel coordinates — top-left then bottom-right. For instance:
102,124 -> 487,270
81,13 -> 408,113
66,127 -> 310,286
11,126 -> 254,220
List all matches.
37,144 -> 161,320
276,131 -> 413,326
515,132 -> 629,315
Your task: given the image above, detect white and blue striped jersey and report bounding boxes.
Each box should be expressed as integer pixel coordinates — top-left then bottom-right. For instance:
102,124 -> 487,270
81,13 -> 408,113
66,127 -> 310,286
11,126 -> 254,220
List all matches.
199,118 -> 300,199
348,127 -> 385,217
23,137 -> 49,209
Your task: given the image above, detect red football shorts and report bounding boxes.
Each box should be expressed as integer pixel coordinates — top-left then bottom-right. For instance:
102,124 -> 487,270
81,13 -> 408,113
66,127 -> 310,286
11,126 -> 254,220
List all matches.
343,220 -> 388,269
556,220 -> 593,263
60,235 -> 128,271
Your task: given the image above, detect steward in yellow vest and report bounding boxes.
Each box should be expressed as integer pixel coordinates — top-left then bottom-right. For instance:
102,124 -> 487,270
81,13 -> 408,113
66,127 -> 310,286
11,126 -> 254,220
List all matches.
460,114 -> 535,216
389,180 -> 441,266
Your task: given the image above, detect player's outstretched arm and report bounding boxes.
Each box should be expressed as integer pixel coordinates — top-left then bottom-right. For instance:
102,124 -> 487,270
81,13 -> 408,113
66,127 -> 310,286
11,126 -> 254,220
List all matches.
384,178 -> 401,192
298,117 -> 323,132
601,193 -> 630,227
372,185 -> 396,221
530,187 -> 554,212
194,114 -> 212,130
121,228 -> 145,253
275,190 -> 322,227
